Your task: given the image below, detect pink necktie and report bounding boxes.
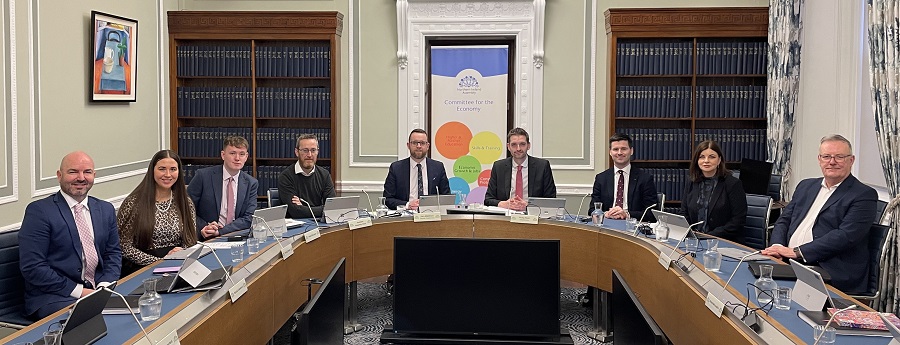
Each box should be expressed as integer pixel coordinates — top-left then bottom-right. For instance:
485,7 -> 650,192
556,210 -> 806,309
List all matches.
515,165 -> 524,199
73,204 -> 98,286
226,177 -> 235,224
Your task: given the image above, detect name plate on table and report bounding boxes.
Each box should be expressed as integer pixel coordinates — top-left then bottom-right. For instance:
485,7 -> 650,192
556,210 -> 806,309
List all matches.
510,214 -> 539,224
414,212 -> 441,222
228,278 -> 248,303
304,228 -> 321,243
658,252 -> 672,270
159,328 -> 181,345
348,217 -> 372,230
280,242 -> 294,259
705,292 -> 725,317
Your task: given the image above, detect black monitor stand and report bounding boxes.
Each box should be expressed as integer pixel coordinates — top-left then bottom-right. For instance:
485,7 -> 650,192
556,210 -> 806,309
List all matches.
379,328 -> 574,345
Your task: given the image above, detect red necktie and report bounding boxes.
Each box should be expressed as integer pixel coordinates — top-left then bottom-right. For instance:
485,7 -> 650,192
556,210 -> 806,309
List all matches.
515,165 -> 524,199
226,176 -> 235,224
615,170 -> 624,208
73,204 -> 98,286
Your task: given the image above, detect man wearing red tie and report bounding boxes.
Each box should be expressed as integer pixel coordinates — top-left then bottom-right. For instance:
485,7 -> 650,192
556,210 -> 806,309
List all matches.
485,128 -> 556,210
19,152 -> 122,319
588,133 -> 658,220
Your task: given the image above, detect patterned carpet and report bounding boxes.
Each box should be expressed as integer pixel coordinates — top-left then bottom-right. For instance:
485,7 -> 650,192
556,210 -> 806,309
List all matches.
275,283 -> 610,345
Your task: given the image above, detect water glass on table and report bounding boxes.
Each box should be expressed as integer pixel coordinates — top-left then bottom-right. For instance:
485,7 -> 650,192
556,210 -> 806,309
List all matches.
231,244 -> 243,263
812,325 -> 836,344
774,287 -> 792,310
246,238 -> 260,255
625,218 -> 638,233
684,236 -> 700,253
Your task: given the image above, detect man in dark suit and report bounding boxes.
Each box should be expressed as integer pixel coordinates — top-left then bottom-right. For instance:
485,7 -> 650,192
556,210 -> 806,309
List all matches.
762,134 -> 877,293
485,128 -> 556,210
187,136 -> 259,239
382,128 -> 451,210
19,151 -> 122,319
589,133 -> 658,220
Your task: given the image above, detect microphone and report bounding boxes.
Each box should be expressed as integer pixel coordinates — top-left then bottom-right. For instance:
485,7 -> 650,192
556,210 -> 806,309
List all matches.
667,221 -> 704,259
299,198 -> 322,228
632,203 -> 658,236
723,250 -> 762,289
100,286 -> 153,344
197,242 -> 233,283
575,193 -> 591,222
250,215 -> 293,255
813,305 -> 857,345
361,189 -> 376,218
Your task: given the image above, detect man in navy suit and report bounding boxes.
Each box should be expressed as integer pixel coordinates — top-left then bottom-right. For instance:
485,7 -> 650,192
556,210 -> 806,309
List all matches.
19,151 -> 122,319
589,133 -> 658,220
188,136 -> 259,239
383,128 -> 451,210
762,135 -> 877,293
485,128 -> 556,210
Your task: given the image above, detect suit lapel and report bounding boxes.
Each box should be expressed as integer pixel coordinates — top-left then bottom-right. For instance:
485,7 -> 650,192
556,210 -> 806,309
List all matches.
236,173 -> 249,214
425,158 -> 437,194
87,198 -> 103,261
527,156 -> 538,196
399,159 -> 411,198
501,158 -> 513,198
707,178 -> 725,212
626,168 -> 639,207
55,193 -> 83,259
792,178 -> 823,227
818,176 -> 854,216
212,168 -> 224,209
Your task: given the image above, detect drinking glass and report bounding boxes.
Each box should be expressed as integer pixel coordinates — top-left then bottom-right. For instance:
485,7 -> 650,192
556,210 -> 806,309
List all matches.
812,325 -> 835,344
42,330 -> 62,345
774,287 -> 792,310
625,218 -> 638,233
555,208 -> 566,221
684,237 -> 700,252
246,238 -> 260,255
231,244 -> 243,263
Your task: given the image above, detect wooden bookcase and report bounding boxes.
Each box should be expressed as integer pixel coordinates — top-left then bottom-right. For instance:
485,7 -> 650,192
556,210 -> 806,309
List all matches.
167,11 -> 343,203
605,7 -> 768,210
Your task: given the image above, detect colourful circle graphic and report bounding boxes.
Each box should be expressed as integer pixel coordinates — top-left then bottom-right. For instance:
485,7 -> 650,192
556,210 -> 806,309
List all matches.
467,187 -> 487,204
477,169 -> 492,187
469,131 -> 504,164
448,177 -> 471,204
453,155 -> 482,183
435,121 -> 473,159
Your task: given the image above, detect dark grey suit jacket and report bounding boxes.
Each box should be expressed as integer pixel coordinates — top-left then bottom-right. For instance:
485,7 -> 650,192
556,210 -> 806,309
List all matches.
484,156 -> 556,207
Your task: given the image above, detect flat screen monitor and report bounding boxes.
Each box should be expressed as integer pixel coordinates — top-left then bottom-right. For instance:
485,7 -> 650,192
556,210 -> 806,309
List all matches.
392,237 -> 560,339
739,158 -> 773,196
611,269 -> 668,345
295,257 -> 346,345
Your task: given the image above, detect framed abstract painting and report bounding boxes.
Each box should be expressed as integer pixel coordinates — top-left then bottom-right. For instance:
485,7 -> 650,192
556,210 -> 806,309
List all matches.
90,11 -> 138,102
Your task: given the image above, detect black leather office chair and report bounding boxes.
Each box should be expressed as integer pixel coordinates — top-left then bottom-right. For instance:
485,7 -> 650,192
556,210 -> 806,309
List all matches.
0,230 -> 31,329
875,199 -> 888,225
767,174 -> 783,202
743,194 -> 772,250
848,223 -> 891,304
267,188 -> 281,208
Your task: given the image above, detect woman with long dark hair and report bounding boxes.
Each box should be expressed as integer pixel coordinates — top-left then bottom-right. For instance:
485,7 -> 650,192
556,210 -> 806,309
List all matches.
117,150 -> 198,276
681,140 -> 747,243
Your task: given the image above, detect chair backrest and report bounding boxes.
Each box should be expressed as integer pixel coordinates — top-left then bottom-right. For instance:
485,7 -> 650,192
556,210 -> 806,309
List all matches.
865,223 -> 891,296
875,200 -> 888,224
267,188 -> 281,208
0,230 -> 30,327
656,193 -> 665,211
743,194 -> 772,250
767,174 -> 783,202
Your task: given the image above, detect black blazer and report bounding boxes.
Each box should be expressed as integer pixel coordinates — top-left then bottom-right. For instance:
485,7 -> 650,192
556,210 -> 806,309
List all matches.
589,166 -> 658,220
769,175 -> 877,293
484,156 -> 556,207
681,174 -> 747,244
382,157 -> 451,210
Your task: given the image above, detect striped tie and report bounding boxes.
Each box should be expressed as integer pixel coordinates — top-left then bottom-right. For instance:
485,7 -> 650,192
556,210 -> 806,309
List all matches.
73,204 -> 98,286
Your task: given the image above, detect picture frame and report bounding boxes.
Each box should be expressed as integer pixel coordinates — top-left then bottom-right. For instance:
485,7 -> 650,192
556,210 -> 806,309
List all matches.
90,11 -> 138,102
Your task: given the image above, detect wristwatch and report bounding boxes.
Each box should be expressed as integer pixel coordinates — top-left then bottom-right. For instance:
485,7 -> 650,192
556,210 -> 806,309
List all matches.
792,247 -> 804,261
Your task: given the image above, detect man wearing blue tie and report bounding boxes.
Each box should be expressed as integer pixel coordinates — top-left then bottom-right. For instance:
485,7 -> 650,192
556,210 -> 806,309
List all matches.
19,152 -> 122,319
187,136 -> 259,240
383,128 -> 451,210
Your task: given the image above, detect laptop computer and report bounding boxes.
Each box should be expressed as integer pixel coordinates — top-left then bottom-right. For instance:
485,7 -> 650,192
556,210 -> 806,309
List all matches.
132,248 -> 231,295
163,243 -> 212,260
649,209 -> 693,243
790,259 -> 854,311
61,287 -> 111,345
323,196 -> 361,223
254,204 -> 289,235
526,197 -> 567,219
418,195 -> 456,215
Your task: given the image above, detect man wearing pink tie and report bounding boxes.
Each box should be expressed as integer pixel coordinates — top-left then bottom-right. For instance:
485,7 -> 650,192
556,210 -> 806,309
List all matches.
485,128 -> 557,211
187,136 -> 259,239
19,151 -> 122,319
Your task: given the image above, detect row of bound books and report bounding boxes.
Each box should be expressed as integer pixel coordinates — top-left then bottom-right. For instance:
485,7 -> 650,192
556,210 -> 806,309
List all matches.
695,129 -> 767,162
177,87 -> 252,118
255,44 -> 331,78
176,45 -> 252,77
255,128 -> 332,159
256,87 -> 331,118
696,86 -> 767,119
256,164 -> 331,198
616,128 -> 692,160
616,42 -> 693,75
178,127 -> 253,158
615,86 -> 691,118
183,164 -> 251,186
643,168 -> 688,202
696,41 -> 767,75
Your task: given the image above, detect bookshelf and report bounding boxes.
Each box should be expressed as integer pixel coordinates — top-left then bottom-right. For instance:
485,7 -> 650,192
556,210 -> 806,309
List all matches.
605,7 -> 768,211
167,11 -> 343,203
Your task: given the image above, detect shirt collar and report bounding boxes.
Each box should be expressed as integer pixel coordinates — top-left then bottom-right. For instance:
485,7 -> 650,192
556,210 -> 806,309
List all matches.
614,164 -> 632,175
294,161 -> 316,176
820,179 -> 842,191
222,166 -> 241,181
410,157 -> 426,165
61,191 -> 89,211
514,156 -> 529,168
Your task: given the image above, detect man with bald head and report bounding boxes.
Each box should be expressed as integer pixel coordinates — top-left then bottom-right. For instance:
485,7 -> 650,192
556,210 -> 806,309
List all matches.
19,151 -> 122,319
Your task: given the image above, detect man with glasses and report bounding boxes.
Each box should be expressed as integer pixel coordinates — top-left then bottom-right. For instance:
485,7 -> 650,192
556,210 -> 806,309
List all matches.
382,128 -> 451,210
485,127 -> 556,211
278,133 -> 336,219
188,136 -> 259,239
762,134 -> 877,293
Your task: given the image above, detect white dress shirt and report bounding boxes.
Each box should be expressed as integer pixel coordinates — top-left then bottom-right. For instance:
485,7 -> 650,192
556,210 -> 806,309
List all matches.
788,180 -> 842,248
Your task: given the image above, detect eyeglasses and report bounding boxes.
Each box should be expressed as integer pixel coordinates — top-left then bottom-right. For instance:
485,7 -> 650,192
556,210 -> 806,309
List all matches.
818,154 -> 852,162
297,148 -> 319,155
409,141 -> 429,147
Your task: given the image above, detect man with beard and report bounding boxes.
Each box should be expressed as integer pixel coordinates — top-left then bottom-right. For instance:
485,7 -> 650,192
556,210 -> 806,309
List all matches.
278,133 -> 336,219
485,127 -> 556,211
382,128 -> 451,210
19,151 -> 122,319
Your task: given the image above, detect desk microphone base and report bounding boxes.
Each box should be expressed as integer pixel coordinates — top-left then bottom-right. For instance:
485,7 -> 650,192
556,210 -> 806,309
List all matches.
380,328 -> 574,344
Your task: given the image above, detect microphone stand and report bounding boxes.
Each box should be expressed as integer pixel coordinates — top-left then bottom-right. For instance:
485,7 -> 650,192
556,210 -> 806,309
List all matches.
250,215 -> 293,255
632,203 -> 658,236
299,198 -> 322,228
813,305 -> 857,345
575,193 -> 591,222
360,189 -> 376,218
101,286 -> 153,344
723,250 -> 762,289
667,221 -> 704,259
197,242 -> 234,283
